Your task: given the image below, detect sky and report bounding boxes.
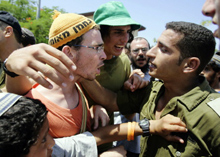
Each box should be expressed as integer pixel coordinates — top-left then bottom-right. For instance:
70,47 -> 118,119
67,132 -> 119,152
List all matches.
40,0 -> 219,49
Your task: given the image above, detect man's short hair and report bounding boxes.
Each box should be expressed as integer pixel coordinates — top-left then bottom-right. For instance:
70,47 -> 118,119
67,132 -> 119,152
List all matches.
166,21 -> 216,74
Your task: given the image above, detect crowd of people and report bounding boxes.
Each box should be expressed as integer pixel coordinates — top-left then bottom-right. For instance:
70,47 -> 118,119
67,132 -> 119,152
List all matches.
0,0 -> 220,157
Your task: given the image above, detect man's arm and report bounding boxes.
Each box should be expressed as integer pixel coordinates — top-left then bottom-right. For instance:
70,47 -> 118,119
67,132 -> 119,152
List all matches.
52,114 -> 187,156
81,79 -> 118,112
5,43 -> 76,95
92,114 -> 187,145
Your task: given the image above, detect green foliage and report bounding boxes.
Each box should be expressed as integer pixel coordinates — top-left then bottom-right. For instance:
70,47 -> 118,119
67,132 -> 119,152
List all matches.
0,0 -> 65,43
201,20 -> 212,27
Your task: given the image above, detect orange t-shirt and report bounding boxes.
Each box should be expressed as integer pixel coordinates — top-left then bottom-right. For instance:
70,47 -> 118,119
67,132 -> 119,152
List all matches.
25,84 -> 91,138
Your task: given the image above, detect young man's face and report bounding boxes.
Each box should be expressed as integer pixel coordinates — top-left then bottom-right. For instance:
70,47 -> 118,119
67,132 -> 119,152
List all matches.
26,119 -> 55,157
130,39 -> 149,68
146,29 -> 184,81
74,29 -> 106,81
202,0 -> 220,38
103,25 -> 131,59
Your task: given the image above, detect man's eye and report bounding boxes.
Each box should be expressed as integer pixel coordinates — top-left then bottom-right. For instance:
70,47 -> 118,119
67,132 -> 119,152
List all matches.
116,32 -> 122,34
142,48 -> 148,51
94,47 -> 99,50
42,137 -> 47,143
132,49 -> 139,53
96,46 -> 103,50
160,47 -> 168,52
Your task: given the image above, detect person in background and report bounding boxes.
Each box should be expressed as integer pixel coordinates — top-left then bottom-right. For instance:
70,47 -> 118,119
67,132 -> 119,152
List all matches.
127,37 -> 151,81
0,11 -> 76,91
21,27 -> 36,46
200,52 -> 220,92
0,11 -> 22,90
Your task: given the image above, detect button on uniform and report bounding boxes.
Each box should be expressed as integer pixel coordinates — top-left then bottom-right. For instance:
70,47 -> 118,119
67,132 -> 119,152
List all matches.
176,151 -> 181,157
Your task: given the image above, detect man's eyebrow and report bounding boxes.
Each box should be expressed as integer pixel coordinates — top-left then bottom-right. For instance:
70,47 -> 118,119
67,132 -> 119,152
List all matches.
111,28 -> 125,32
93,43 -> 104,47
158,41 -> 175,53
132,47 -> 148,50
158,41 -> 168,48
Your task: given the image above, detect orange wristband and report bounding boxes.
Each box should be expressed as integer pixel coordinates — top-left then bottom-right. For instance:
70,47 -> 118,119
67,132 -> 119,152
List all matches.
130,122 -> 135,141
127,121 -> 135,141
127,122 -> 131,141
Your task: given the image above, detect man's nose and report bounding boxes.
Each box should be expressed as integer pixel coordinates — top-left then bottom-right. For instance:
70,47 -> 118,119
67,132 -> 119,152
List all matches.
202,0 -> 216,17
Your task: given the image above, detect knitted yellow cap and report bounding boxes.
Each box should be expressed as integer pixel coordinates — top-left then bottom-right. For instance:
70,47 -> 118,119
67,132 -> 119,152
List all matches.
49,10 -> 96,48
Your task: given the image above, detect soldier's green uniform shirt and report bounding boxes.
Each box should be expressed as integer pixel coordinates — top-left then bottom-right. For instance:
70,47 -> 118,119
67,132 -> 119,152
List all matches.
117,76 -> 220,157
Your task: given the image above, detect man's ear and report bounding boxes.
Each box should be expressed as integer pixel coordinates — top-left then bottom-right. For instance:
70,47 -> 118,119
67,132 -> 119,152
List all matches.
216,70 -> 220,79
183,57 -> 200,73
62,45 -> 74,59
4,26 -> 13,38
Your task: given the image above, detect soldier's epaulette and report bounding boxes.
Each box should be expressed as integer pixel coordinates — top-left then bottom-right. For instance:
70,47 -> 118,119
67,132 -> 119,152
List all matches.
207,94 -> 220,117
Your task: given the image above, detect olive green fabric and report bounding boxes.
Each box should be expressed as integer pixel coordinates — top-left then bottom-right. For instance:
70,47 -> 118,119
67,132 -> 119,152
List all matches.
117,76 -> 220,157
82,52 -> 131,153
0,62 -> 5,89
96,53 -> 131,92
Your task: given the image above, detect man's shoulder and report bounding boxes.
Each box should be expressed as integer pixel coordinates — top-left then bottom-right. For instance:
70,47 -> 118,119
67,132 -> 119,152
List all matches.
119,52 -> 130,62
190,92 -> 220,119
206,94 -> 220,117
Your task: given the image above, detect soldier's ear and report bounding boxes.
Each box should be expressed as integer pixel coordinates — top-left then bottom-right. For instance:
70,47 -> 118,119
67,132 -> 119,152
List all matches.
4,26 -> 13,38
183,57 -> 200,74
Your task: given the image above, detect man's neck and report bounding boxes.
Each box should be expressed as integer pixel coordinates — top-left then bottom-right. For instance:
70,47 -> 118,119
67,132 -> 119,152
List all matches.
0,40 -> 22,61
36,77 -> 79,109
155,76 -> 201,119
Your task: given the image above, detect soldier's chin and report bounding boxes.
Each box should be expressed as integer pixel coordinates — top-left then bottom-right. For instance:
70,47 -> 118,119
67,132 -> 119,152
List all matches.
214,29 -> 220,39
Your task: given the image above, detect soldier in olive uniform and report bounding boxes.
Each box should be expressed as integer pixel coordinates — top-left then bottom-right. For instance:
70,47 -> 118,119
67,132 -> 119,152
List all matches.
82,21 -> 220,157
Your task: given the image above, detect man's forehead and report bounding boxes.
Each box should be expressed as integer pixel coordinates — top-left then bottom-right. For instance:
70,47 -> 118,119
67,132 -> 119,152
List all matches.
110,25 -> 131,31
83,29 -> 103,45
131,40 -> 149,48
158,29 -> 183,46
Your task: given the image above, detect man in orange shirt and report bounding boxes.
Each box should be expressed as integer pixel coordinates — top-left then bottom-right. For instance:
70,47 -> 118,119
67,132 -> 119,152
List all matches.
6,11 -> 107,138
